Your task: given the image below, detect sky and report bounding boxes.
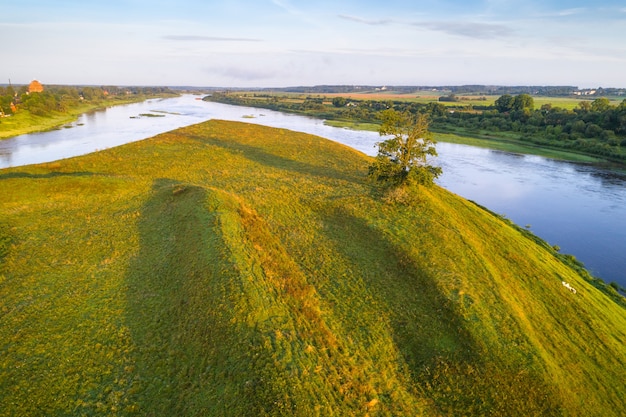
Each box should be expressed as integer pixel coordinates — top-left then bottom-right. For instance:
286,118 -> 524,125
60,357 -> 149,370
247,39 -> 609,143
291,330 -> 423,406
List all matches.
1,0 -> 625,88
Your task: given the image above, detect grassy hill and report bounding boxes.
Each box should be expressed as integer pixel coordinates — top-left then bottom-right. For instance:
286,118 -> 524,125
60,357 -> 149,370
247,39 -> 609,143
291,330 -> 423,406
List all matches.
1,120 -> 624,416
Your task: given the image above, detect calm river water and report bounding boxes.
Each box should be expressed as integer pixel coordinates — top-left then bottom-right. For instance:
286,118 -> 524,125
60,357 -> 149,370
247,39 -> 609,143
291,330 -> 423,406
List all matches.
1,95 -> 625,287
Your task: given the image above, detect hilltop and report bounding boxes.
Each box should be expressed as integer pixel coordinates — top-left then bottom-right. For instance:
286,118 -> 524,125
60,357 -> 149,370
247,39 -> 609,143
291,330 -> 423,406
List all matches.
1,120 -> 624,416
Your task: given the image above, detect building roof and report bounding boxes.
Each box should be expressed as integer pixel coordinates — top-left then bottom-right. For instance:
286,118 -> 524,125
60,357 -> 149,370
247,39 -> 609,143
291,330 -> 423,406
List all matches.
28,80 -> 44,93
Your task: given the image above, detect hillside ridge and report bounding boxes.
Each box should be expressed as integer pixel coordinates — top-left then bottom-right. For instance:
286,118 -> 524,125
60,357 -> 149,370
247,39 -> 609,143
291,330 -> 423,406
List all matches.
0,120 -> 624,416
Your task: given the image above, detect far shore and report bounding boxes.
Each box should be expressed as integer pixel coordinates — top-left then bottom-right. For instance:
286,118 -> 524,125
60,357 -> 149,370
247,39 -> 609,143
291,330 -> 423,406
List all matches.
0,94 -> 179,140
323,119 -> 611,166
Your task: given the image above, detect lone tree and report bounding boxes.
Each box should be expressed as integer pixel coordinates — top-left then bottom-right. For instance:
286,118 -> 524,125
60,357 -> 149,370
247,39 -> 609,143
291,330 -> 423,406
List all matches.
368,109 -> 442,191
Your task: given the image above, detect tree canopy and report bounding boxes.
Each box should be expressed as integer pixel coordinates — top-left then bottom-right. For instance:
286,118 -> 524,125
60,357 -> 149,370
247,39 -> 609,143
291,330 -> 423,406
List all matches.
368,109 -> 442,190
494,94 -> 514,112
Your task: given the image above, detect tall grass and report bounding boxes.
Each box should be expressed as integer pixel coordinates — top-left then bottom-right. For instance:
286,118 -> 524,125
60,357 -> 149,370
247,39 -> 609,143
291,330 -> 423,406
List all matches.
1,120 -> 624,416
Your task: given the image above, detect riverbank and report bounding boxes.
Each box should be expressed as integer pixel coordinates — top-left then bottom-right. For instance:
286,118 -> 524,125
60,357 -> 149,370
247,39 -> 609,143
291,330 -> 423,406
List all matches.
204,93 -> 626,167
324,119 -> 605,164
0,93 -> 179,140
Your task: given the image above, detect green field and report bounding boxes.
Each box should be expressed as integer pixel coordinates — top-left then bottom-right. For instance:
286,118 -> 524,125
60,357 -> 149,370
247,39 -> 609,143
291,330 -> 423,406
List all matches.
1,120 -> 624,416
235,90 -> 616,110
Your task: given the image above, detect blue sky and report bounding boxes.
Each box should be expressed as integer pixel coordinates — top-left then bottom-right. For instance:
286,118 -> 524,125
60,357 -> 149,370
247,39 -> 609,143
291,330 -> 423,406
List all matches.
1,0 -> 625,87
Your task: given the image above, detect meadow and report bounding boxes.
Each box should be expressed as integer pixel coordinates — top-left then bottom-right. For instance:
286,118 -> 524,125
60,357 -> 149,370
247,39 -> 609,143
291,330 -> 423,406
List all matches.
323,92 -> 588,110
239,90 -> 606,110
1,120 -> 624,416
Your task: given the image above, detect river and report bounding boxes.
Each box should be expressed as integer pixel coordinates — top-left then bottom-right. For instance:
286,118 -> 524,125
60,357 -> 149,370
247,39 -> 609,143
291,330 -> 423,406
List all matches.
1,95 -> 625,287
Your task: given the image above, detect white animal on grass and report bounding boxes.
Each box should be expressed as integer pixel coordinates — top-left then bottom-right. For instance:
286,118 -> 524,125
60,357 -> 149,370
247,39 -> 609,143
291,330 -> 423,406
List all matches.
562,281 -> 577,294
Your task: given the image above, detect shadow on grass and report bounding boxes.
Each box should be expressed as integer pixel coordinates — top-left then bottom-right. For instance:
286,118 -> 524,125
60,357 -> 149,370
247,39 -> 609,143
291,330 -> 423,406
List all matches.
191,134 -> 364,185
316,205 -> 561,415
317,205 -> 479,370
124,178 -> 297,416
0,171 -> 97,180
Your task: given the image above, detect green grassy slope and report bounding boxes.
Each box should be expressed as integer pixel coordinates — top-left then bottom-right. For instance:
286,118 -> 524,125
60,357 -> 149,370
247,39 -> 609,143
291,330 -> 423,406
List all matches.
1,120 -> 624,416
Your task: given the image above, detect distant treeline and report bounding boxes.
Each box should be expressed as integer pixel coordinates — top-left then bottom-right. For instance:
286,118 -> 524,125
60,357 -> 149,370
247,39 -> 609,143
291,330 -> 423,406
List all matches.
206,92 -> 626,163
0,85 -> 175,117
249,85 -> 626,97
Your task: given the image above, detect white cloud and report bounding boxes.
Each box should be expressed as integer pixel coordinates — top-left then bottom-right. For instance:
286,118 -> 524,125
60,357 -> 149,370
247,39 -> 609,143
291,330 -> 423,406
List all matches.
271,0 -> 300,16
417,21 -> 514,39
163,35 -> 262,42
204,64 -> 280,82
338,15 -> 393,26
554,8 -> 587,17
